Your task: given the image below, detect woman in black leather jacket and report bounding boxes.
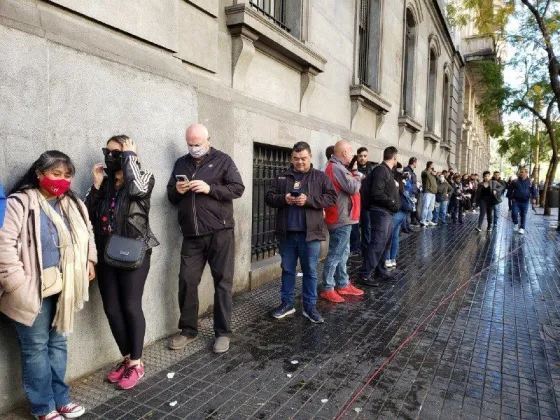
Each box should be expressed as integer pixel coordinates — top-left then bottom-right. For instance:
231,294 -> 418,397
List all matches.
85,135 -> 158,390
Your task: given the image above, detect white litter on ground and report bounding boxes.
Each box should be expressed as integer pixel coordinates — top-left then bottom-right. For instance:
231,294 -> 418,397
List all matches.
291,360 -> 299,365
354,407 -> 362,413
321,399 -> 328,403
296,272 -> 303,277
167,372 -> 175,379
169,401 -> 177,407
287,374 -> 292,378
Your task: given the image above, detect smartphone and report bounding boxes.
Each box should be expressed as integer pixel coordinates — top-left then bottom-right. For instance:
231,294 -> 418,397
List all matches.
175,175 -> 190,183
348,154 -> 358,170
290,190 -> 301,197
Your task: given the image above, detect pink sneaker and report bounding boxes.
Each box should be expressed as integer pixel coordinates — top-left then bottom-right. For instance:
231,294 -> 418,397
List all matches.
56,403 -> 85,418
117,362 -> 145,390
107,359 -> 130,383
36,411 -> 63,420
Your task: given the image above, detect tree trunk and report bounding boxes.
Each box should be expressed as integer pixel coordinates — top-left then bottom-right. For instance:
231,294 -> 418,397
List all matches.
541,161 -> 552,208
545,122 -> 558,216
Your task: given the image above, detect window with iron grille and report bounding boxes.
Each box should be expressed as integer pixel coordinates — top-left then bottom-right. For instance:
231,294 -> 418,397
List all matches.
252,143 -> 292,262
357,0 -> 381,91
358,0 -> 370,86
249,0 -> 290,33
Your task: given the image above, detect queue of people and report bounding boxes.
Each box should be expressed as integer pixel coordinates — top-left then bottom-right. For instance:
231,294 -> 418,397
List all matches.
0,130 -> 537,420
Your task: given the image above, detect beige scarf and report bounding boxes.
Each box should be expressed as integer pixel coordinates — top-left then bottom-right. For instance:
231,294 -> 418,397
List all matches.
36,191 -> 90,335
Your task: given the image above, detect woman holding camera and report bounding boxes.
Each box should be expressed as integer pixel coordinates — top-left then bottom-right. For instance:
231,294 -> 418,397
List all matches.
0,151 -> 97,420
85,135 -> 158,390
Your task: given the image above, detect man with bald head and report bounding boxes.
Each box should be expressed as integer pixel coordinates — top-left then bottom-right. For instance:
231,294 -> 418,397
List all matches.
321,140 -> 364,302
167,123 -> 245,354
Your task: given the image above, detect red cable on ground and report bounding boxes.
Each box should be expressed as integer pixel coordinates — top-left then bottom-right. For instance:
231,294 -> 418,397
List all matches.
335,242 -> 525,420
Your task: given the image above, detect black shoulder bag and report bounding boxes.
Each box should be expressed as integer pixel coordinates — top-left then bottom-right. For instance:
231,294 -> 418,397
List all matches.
104,201 -> 148,270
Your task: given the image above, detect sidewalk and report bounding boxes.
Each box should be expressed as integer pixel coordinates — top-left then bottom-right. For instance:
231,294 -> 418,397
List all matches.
4,207 -> 560,419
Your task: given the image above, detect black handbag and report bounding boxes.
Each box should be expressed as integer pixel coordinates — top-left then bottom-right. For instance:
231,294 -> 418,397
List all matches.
104,235 -> 147,270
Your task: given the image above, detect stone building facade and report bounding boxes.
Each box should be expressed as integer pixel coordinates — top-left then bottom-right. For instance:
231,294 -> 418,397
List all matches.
0,0 -> 496,413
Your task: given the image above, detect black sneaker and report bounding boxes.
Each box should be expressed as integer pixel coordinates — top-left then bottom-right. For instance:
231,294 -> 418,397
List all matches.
355,276 -> 379,287
302,305 -> 324,324
270,303 -> 296,319
375,273 -> 396,283
487,227 -> 493,232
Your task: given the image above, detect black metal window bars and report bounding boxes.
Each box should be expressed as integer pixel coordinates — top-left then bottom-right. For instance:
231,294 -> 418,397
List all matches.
252,143 -> 292,262
358,0 -> 370,87
249,0 -> 290,33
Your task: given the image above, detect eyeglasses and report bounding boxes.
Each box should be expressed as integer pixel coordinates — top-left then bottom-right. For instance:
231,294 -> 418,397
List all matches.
102,148 -> 123,158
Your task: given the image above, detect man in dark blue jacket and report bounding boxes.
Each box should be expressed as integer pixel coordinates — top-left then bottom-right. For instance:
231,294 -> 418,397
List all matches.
508,168 -> 537,234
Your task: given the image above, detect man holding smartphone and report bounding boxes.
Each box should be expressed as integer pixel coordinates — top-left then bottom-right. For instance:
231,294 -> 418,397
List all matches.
321,141 -> 364,303
167,123 -> 245,354
265,142 -> 336,323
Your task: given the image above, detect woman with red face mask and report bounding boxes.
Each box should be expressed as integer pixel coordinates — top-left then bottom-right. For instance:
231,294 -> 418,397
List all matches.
0,151 -> 97,420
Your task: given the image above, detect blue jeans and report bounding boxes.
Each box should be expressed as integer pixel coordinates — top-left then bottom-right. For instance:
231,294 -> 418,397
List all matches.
385,211 -> 407,261
421,193 -> 435,222
279,232 -> 321,306
11,295 -> 71,416
359,208 -> 393,279
493,204 -> 500,225
511,200 -> 530,229
433,200 -> 449,224
323,225 -> 352,290
350,224 -> 360,253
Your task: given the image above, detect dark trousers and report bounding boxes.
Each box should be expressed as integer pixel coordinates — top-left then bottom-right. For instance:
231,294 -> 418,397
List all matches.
451,199 -> 464,222
360,208 -> 371,252
350,223 -> 360,253
448,198 -> 456,216
97,250 -> 152,360
178,229 -> 234,338
359,208 -> 393,279
478,200 -> 493,229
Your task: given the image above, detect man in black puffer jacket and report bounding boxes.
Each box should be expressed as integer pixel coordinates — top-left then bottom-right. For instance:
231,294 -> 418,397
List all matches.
167,123 -> 245,355
357,146 -> 400,287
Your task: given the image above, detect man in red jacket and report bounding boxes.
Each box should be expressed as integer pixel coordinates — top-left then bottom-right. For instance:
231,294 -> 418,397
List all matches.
321,141 -> 364,303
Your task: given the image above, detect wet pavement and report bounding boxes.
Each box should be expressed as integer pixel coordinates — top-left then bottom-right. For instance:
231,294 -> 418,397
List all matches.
4,206 -> 560,419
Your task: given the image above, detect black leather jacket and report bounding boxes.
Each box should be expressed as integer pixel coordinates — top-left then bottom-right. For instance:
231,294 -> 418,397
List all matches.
85,151 -> 159,249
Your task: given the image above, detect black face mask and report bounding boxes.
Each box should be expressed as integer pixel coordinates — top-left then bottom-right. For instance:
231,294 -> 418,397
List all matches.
103,148 -> 123,172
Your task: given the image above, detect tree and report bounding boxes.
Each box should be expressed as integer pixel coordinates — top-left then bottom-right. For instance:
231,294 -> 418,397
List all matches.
508,1 -> 560,215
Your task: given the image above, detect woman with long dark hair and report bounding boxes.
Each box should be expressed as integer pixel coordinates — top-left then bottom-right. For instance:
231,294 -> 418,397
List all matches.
475,171 -> 503,232
0,151 -> 97,420
85,135 -> 158,390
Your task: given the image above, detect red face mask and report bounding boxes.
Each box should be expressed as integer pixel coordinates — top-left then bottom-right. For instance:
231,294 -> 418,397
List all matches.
39,176 -> 71,197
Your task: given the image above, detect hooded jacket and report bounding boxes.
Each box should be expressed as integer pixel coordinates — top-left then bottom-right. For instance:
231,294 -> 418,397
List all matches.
324,157 -> 362,229
265,166 -> 337,242
167,148 -> 245,237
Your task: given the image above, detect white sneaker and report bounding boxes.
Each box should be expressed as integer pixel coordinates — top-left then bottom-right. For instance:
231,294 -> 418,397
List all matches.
518,228 -> 525,234
513,225 -> 519,232
385,260 -> 393,268
391,260 -> 397,268
427,221 -> 437,226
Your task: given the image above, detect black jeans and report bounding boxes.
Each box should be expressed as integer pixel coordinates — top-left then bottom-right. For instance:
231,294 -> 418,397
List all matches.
452,199 -> 464,222
97,250 -> 152,360
359,208 -> 393,279
478,199 -> 493,229
178,229 -> 234,338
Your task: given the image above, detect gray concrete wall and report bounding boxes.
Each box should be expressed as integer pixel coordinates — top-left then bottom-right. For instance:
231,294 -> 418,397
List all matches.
0,0 -> 493,414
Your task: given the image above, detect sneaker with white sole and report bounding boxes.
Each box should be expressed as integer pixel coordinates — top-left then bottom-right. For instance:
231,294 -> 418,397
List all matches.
513,225 -> 519,232
391,260 -> 397,268
56,403 -> 85,419
302,305 -> 324,323
518,228 -> 525,234
36,412 -> 63,420
427,221 -> 437,226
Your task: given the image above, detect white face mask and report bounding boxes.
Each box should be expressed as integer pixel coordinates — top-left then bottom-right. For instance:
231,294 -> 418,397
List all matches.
188,145 -> 207,158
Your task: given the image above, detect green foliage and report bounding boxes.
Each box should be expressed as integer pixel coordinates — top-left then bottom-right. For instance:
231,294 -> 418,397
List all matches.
446,0 -> 514,35
474,61 -> 508,136
499,121 -> 559,168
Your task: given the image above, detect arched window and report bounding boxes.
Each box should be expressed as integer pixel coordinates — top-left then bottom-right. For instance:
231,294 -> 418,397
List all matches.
441,71 -> 451,143
425,48 -> 437,132
401,8 -> 417,116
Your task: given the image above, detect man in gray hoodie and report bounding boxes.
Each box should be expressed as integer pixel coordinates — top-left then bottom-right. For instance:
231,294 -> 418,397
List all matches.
321,141 -> 365,303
